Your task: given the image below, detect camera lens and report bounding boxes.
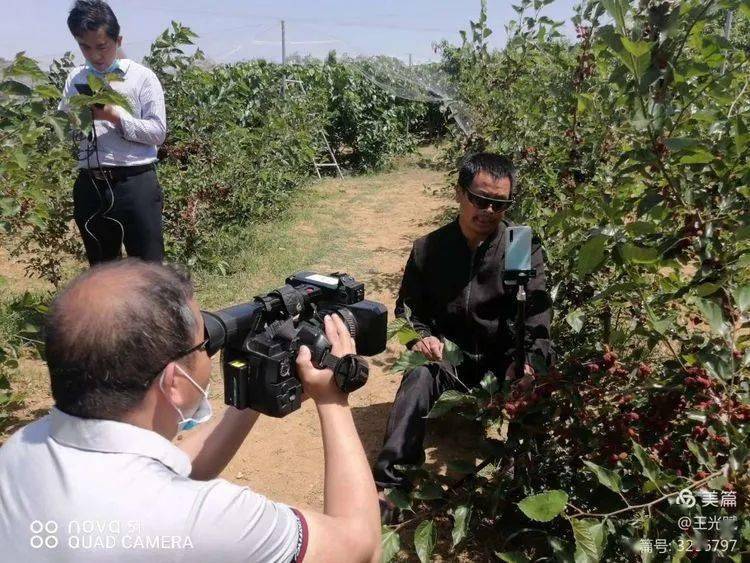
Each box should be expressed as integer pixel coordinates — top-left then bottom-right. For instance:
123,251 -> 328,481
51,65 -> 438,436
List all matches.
333,308 -> 357,339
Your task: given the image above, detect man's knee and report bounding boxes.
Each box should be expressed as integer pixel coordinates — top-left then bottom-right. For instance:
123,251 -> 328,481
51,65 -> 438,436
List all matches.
395,365 -> 441,405
401,365 -> 434,389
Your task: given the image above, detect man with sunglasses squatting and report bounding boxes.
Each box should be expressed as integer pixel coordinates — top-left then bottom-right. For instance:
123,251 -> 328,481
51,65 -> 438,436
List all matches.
373,152 -> 555,522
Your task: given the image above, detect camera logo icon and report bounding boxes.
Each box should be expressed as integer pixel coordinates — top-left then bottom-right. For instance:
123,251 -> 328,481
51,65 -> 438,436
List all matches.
29,520 -> 59,549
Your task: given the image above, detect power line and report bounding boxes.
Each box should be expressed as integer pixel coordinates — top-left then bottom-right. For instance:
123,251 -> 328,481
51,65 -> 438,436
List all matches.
21,12 -> 438,66
253,40 -> 342,45
134,5 -> 457,34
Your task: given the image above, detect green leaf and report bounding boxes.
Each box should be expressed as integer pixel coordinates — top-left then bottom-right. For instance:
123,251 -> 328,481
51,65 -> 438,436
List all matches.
583,461 -> 622,492
451,504 -> 472,548
645,307 -> 670,335
442,338 -> 464,366
632,441 -> 660,485
735,116 -> 748,153
577,235 -> 608,276
386,488 -> 413,512
577,93 -> 595,113
679,150 -> 714,164
566,309 -> 585,333
570,518 -> 607,562
620,243 -> 659,264
388,317 -> 422,345
5,52 -> 45,80
687,440 -> 709,466
480,371 -> 499,394
381,526 -> 401,563
87,72 -> 105,92
693,298 -> 727,335
495,552 -> 530,563
708,473 -> 727,490
694,283 -> 721,297
733,286 -> 750,312
601,0 -> 627,32
664,137 -> 700,152
34,84 -> 60,99
625,221 -> 656,235
729,446 -> 749,472
45,116 -> 67,142
614,40 -> 651,78
427,390 -> 473,418
391,350 -> 429,374
517,490 -> 568,522
397,327 -> 421,345
0,79 -> 32,96
387,317 -> 409,339
620,36 -> 651,57
12,150 -> 28,170
413,520 -> 436,563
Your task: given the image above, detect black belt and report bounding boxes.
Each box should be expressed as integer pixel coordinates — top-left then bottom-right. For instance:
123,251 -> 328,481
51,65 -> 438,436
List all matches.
82,163 -> 155,183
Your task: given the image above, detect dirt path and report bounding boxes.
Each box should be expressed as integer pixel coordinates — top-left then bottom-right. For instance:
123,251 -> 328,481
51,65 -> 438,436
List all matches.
208,163 -> 462,510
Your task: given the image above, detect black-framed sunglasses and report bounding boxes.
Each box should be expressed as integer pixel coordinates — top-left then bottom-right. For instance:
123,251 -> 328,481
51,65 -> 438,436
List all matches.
179,337 -> 211,359
149,336 -> 211,382
464,188 -> 513,212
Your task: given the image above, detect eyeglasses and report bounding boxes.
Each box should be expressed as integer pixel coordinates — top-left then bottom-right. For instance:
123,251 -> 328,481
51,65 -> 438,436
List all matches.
464,188 -> 513,212
179,337 -> 210,359
148,336 -> 211,383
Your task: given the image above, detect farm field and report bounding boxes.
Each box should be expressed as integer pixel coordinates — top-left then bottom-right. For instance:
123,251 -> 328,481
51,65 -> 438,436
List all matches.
1,0 -> 748,560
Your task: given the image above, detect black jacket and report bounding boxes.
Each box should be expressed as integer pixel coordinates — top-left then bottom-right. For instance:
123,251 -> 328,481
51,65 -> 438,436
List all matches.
395,218 -> 554,379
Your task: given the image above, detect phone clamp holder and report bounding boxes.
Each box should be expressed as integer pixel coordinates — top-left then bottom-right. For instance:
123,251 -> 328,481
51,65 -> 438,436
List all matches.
503,269 -> 536,286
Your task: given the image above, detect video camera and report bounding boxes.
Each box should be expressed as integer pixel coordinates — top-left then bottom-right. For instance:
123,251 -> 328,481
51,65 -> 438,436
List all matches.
200,272 -> 387,417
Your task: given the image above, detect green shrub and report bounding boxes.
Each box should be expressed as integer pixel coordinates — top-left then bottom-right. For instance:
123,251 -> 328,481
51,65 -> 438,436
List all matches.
384,1 -> 749,561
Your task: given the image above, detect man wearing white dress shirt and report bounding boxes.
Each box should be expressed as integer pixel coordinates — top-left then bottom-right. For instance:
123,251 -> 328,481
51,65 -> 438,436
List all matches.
59,0 -> 167,264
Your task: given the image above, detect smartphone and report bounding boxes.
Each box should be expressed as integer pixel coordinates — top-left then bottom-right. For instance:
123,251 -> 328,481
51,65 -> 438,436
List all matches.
504,225 -> 533,283
74,83 -> 104,109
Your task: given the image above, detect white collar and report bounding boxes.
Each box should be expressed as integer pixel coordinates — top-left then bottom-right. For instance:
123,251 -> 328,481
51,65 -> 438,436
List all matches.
117,58 -> 132,74
48,407 -> 191,477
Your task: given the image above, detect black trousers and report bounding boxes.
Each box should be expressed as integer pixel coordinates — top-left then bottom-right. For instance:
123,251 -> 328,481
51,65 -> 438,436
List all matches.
73,168 -> 164,265
374,362 -> 485,491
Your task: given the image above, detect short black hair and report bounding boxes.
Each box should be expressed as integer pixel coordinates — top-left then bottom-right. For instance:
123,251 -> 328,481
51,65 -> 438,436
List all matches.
457,152 -> 517,195
67,0 -> 120,41
46,260 -> 196,420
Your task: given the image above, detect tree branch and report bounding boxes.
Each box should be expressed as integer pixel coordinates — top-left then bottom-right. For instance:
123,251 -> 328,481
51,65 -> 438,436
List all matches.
565,466 -> 727,519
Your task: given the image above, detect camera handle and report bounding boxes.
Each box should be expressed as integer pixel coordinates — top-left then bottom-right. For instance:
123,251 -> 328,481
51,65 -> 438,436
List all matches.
292,323 -> 370,393
318,351 -> 370,393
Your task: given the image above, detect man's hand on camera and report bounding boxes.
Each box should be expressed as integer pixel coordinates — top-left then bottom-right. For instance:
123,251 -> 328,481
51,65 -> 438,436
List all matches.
412,336 -> 444,361
296,314 -> 356,405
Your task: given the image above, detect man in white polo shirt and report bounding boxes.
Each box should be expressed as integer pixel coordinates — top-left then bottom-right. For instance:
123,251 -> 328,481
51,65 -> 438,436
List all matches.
0,260 -> 381,562
59,0 -> 167,264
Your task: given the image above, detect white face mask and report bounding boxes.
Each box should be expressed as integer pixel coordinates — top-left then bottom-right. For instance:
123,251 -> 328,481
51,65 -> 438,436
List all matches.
86,58 -> 122,77
160,365 -> 212,432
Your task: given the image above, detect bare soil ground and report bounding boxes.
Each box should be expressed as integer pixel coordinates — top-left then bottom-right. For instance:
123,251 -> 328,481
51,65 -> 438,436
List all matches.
209,162 -> 484,512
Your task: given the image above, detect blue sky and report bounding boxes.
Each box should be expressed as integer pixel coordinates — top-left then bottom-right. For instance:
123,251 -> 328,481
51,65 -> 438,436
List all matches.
1,1 -> 580,66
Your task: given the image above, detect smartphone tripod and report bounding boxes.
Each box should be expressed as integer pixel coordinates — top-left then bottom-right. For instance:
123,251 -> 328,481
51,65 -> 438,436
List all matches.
504,269 -> 536,379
